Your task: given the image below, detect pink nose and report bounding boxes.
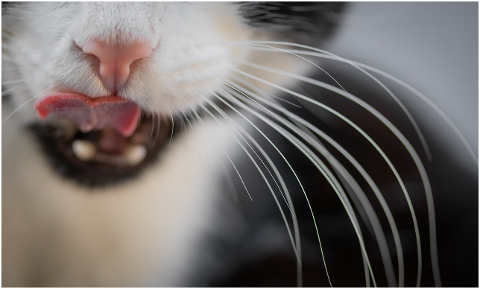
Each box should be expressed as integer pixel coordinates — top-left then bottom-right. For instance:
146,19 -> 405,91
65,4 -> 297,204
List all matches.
82,39 -> 153,94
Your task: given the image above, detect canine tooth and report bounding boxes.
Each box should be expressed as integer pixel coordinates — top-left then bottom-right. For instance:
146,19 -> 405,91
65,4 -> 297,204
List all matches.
125,145 -> 147,166
72,140 -> 96,161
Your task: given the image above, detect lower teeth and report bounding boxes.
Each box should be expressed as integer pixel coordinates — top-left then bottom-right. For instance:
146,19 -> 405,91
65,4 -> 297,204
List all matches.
71,139 -> 147,166
125,145 -> 147,166
72,139 -> 96,161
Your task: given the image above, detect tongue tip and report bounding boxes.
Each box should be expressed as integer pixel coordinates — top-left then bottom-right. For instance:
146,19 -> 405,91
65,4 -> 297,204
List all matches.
34,100 -> 51,119
35,109 -> 49,120
116,105 -> 141,137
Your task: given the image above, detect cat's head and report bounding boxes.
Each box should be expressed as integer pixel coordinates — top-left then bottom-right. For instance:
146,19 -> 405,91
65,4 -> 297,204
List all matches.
2,2 -> 344,185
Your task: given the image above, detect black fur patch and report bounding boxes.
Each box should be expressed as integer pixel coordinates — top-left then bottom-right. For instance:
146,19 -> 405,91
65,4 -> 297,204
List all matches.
238,2 -> 346,45
2,2 -> 23,13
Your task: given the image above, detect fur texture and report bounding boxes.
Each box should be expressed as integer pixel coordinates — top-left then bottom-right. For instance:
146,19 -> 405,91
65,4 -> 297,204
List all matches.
4,2 -> 476,287
2,2 -> 342,286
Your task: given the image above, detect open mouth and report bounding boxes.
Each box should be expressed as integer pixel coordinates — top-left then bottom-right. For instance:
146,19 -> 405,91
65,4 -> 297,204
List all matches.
31,93 -> 180,187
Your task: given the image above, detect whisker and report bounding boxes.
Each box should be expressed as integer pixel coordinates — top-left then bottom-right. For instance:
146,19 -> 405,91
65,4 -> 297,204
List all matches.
181,92 -> 249,204
2,91 -> 44,123
178,102 -> 201,160
202,88 -> 293,214
150,114 -> 155,138
216,78 -> 381,282
0,68 -> 20,73
229,65 -> 429,286
213,86 -> 376,286
210,41 -> 347,93
1,79 -> 29,85
154,114 -> 161,145
217,67 -> 428,285
1,70 -> 21,79
195,88 -> 304,284
227,40 -> 478,174
225,79 -> 403,286
232,65 -> 302,108
210,77 -> 383,285
199,103 -> 253,201
2,82 -> 28,96
230,44 -> 434,162
166,105 -> 175,146
197,82 -> 304,285
231,118 -> 304,286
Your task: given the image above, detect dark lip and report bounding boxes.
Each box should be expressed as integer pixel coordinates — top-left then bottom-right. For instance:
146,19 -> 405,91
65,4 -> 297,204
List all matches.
28,113 -> 180,188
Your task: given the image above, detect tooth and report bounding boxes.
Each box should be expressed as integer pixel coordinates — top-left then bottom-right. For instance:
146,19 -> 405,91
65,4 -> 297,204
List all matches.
125,145 -> 147,166
72,140 -> 97,161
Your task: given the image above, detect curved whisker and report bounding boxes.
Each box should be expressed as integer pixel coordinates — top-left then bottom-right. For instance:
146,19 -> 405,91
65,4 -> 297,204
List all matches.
198,103 -> 253,202
219,67 -> 424,285
2,91 -> 43,124
213,86 -> 376,286
226,40 -> 477,171
1,70 -> 21,78
197,93 -> 305,269
2,82 -> 28,96
195,86 -> 294,214
166,105 -> 175,146
1,79 -> 29,85
196,86 -> 306,285
233,62 -> 441,286
224,78 -> 405,286
228,43 -> 433,161
179,104 -> 201,159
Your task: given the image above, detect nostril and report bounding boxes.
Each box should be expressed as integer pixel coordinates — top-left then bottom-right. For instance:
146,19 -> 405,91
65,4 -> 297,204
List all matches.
81,39 -> 154,94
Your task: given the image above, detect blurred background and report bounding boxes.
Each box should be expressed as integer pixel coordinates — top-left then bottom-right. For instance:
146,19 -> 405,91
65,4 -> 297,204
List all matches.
203,2 -> 477,287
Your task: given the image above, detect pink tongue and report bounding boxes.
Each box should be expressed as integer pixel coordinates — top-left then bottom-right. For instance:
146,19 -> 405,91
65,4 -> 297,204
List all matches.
35,93 -> 141,137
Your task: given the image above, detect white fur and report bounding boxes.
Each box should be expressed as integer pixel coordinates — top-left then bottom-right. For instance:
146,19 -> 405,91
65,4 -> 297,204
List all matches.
2,3 -> 310,286
3,105 -> 241,286
3,3 -> 307,119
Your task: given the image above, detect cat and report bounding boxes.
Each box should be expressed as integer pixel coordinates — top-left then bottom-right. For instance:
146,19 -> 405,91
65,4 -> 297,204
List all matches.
2,2 -> 477,287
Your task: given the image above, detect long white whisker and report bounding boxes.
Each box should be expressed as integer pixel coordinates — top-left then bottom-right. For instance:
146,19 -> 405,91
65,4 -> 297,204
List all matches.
198,104 -> 252,202
231,120 -> 304,287
150,114 -> 155,138
197,89 -> 298,231
197,88 -> 293,214
218,83 -> 386,286
179,104 -> 201,159
2,82 -> 28,96
224,42 -> 348,93
166,105 -> 175,146
2,91 -> 44,124
232,56 -> 430,171
1,79 -> 29,85
222,67 -> 424,285
214,87 -> 377,286
229,40 -> 477,174
195,88 -> 305,285
210,77 -> 381,286
221,84 -> 377,286
198,101 -> 308,267
225,78 -> 403,286
180,97 -> 202,148
154,115 -> 161,145
183,98 -> 242,206
227,43 -> 432,162
231,52 -> 443,286
236,70 -> 301,108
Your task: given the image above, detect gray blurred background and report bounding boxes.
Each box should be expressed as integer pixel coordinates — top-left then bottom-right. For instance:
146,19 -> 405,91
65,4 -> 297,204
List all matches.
328,2 -> 477,168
